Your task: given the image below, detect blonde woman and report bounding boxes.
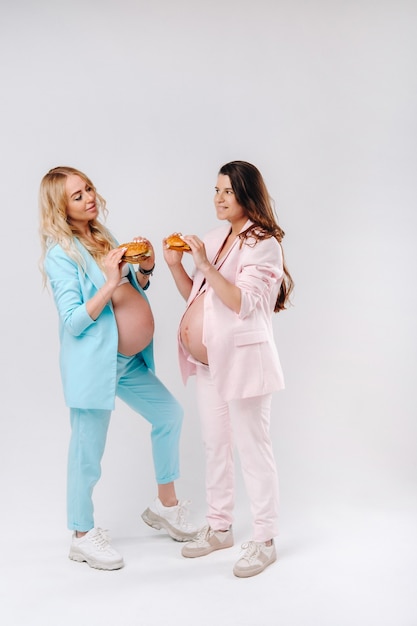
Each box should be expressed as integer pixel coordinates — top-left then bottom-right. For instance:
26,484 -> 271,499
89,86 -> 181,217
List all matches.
39,166 -> 196,570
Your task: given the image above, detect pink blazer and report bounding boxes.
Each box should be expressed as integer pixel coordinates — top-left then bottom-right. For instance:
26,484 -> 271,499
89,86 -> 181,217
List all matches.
178,220 -> 285,401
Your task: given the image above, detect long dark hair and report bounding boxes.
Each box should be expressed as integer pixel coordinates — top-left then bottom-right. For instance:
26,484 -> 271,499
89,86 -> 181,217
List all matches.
219,160 -> 294,312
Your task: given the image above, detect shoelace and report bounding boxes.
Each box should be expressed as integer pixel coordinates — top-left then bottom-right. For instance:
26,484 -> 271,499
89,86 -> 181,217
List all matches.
239,541 -> 262,563
90,528 -> 111,551
176,500 -> 194,530
191,524 -> 212,546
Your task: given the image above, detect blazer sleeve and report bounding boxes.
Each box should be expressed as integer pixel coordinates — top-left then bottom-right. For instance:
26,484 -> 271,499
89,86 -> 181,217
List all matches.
237,236 -> 283,319
44,245 -> 98,336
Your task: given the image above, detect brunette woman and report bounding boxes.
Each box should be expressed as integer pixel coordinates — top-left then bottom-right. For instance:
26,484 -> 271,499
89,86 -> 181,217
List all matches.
163,161 -> 293,577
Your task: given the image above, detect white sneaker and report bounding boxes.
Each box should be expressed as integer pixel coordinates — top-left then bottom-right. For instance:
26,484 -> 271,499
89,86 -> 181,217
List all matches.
69,527 -> 124,570
141,497 -> 197,542
233,539 -> 276,578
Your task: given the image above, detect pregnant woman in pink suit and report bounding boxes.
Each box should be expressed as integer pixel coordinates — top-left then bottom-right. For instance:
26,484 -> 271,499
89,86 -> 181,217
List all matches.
163,161 -> 293,577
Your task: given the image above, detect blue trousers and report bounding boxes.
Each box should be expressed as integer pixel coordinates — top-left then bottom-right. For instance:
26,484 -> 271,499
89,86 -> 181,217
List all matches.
67,353 -> 183,531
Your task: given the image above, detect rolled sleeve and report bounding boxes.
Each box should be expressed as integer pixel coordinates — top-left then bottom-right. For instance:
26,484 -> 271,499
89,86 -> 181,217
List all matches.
236,237 -> 283,319
238,262 -> 282,319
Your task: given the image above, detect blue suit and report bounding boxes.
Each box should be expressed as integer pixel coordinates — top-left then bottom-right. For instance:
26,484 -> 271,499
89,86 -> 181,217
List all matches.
45,239 -> 154,409
45,239 -> 182,531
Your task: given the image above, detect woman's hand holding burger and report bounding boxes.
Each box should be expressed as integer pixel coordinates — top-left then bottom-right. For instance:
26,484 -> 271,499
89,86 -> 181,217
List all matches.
118,237 -> 155,272
163,232 -> 192,267
163,232 -> 210,274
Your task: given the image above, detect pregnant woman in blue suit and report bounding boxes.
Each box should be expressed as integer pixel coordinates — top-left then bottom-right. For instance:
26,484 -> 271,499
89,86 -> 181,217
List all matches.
39,166 -> 196,570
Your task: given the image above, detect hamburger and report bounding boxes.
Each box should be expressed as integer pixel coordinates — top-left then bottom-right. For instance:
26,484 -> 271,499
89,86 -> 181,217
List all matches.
165,233 -> 191,252
118,241 -> 151,263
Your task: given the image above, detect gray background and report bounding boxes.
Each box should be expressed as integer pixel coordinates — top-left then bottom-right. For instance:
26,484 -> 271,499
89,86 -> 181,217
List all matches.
1,1 -> 416,624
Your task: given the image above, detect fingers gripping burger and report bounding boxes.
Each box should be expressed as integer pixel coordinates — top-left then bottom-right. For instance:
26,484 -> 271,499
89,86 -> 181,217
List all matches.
165,233 -> 191,251
118,241 -> 151,263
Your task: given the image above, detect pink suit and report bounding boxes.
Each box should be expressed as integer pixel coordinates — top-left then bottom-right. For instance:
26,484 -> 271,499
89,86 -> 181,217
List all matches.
178,220 -> 285,542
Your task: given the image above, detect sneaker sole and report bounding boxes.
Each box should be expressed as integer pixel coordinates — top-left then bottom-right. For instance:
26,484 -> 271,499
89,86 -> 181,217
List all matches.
69,550 -> 124,570
233,553 -> 276,578
141,508 -> 197,542
182,537 -> 234,558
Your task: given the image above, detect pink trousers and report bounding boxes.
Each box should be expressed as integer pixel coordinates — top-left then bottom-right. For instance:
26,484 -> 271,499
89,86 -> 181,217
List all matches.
195,363 -> 279,542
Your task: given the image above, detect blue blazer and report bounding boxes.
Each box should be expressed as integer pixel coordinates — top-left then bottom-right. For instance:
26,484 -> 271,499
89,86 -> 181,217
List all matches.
45,239 -> 155,410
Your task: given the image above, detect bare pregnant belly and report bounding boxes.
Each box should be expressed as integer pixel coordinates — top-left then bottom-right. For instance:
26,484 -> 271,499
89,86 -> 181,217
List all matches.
180,292 -> 208,365
112,283 -> 154,356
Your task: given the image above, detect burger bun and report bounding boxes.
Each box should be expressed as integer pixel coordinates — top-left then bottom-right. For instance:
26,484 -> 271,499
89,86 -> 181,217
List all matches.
165,233 -> 191,251
118,241 -> 151,262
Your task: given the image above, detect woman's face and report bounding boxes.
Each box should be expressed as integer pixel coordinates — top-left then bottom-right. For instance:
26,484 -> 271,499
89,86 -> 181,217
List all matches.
65,174 -> 98,227
214,174 -> 246,225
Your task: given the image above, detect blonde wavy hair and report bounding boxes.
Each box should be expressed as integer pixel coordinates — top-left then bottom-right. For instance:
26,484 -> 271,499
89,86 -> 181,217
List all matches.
39,166 -> 116,286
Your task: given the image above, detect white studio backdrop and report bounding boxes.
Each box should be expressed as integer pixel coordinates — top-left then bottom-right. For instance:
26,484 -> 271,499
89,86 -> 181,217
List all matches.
0,0 -> 416,574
